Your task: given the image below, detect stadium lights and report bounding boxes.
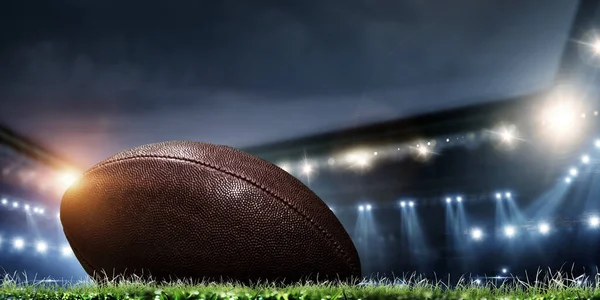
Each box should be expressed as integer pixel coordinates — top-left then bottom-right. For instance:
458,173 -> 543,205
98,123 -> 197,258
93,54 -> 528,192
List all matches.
36,241 -> 48,253
565,177 -> 572,183
456,197 -> 462,202
582,155 -> 590,164
13,238 -> 24,250
408,201 -> 414,207
358,205 -> 364,212
596,139 -> 600,148
498,127 -> 516,144
539,222 -> 550,235
471,228 -> 483,241
365,204 -> 372,211
400,201 -> 406,208
504,226 -> 516,238
345,151 -> 370,167
502,268 -> 508,274
302,163 -> 312,175
540,98 -> 583,142
501,130 -> 513,142
12,201 -> 18,208
496,193 -> 502,200
446,197 -> 452,203
1,198 -> 6,205
569,168 -> 578,176
24,204 -> 30,212
589,216 -> 600,228
505,192 -> 511,198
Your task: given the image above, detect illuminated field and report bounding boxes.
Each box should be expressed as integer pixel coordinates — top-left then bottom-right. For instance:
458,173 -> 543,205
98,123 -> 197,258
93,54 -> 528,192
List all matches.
1,271 -> 600,300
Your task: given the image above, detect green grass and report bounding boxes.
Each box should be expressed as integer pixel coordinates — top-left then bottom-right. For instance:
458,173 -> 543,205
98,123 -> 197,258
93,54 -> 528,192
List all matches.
1,270 -> 600,299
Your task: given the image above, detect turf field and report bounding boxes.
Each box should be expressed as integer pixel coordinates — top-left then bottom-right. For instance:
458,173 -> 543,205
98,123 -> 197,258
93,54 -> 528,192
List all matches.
1,271 -> 599,299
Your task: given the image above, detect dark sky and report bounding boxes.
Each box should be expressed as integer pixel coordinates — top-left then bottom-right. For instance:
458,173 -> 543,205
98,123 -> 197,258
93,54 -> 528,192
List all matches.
0,1 -> 578,166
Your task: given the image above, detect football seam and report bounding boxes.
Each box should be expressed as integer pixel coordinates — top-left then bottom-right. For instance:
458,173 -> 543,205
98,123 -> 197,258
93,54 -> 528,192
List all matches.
84,154 -> 360,275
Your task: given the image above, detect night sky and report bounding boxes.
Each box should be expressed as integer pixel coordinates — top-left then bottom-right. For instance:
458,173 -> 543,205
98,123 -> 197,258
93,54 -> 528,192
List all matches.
0,1 -> 577,166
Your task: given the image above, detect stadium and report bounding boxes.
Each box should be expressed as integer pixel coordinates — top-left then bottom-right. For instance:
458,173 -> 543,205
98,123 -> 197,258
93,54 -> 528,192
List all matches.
1,0 -> 600,298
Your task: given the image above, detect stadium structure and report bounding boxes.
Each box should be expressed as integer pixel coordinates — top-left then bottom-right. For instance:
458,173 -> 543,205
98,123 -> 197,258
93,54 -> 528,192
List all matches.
1,0 -> 600,284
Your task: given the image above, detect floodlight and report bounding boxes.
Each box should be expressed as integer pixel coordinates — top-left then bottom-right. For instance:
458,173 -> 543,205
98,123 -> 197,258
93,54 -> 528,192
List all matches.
539,222 -> 550,234
582,155 -> 590,164
539,98 -> 586,143
504,226 -> 516,238
500,128 -> 514,143
302,163 -> 312,174
13,238 -> 24,250
569,168 -> 578,176
36,241 -> 48,253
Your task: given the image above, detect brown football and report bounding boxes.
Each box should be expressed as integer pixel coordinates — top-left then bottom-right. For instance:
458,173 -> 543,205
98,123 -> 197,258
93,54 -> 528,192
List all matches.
60,141 -> 361,283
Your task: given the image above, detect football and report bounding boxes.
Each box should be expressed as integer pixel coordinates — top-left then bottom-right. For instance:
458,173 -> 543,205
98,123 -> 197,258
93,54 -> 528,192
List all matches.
60,141 -> 361,283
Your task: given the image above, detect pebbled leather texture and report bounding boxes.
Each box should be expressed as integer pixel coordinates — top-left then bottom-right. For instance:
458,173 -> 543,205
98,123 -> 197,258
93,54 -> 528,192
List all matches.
60,141 -> 361,283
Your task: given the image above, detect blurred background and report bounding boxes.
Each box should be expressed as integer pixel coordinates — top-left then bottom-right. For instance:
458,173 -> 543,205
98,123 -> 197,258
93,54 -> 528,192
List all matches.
1,0 -> 600,284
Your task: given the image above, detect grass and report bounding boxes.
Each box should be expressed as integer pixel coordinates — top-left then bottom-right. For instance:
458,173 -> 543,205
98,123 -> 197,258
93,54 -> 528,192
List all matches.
1,269 -> 600,299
